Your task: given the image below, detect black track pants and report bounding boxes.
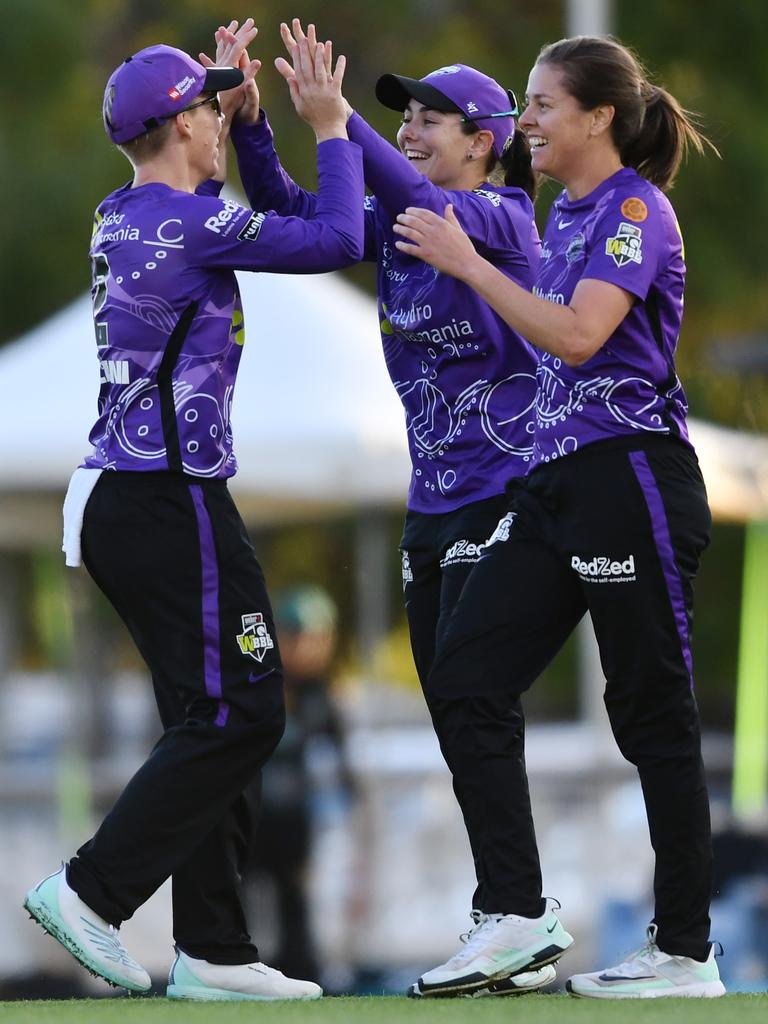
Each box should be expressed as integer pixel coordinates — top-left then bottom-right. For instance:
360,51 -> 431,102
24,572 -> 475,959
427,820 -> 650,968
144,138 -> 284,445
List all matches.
68,472 -> 285,964
427,437 -> 713,959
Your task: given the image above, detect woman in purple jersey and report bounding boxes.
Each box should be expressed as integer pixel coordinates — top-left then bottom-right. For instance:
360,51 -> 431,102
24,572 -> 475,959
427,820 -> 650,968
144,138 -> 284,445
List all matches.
218,22 -> 557,994
394,36 -> 724,1000
25,30 -> 363,1002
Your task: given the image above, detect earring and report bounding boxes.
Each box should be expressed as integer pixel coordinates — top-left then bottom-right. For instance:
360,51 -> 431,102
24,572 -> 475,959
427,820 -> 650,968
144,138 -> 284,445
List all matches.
467,153 -> 473,160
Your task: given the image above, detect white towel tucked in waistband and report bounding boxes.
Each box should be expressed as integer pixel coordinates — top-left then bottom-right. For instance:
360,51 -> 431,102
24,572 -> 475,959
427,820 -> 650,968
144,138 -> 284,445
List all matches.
62,467 -> 103,567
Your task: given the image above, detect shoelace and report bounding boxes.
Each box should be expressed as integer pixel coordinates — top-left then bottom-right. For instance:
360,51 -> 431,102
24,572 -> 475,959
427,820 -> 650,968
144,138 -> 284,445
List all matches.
604,924 -> 662,978
445,910 -> 500,968
81,916 -> 141,969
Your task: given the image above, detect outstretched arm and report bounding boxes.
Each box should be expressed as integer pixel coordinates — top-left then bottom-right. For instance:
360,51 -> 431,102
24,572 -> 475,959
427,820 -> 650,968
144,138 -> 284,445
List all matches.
394,205 -> 633,366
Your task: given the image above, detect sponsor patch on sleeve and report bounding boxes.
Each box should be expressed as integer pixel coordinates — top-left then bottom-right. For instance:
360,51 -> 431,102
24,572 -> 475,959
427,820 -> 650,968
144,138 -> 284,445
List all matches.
620,197 -> 648,222
237,212 -> 268,242
605,223 -> 643,267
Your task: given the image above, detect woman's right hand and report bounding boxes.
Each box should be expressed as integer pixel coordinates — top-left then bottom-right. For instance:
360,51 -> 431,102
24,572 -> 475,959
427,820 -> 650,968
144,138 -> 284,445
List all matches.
274,18 -> 349,141
199,18 -> 262,126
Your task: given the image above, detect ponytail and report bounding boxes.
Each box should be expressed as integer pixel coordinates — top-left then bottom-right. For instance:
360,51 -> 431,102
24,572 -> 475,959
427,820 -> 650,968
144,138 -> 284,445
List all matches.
500,130 -> 538,200
536,36 -> 718,191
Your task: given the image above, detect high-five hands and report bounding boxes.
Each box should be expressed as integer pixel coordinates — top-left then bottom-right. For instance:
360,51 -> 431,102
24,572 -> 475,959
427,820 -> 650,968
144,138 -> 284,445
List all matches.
275,18 -> 350,139
199,17 -> 262,125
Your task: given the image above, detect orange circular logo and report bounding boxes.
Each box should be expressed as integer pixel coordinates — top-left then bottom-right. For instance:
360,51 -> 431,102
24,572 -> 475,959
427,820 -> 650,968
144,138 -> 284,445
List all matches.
621,198 -> 648,222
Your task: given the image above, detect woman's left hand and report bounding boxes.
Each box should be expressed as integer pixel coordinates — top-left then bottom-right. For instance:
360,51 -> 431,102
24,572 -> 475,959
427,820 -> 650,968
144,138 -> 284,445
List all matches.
394,204 -> 478,279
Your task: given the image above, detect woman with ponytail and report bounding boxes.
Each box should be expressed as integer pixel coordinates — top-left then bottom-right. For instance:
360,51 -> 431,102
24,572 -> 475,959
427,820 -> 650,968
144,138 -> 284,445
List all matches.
395,36 -> 724,1000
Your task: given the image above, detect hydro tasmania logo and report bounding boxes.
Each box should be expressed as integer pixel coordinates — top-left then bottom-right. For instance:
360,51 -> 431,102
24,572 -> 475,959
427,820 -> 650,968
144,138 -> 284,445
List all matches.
236,612 -> 275,662
571,553 -> 637,583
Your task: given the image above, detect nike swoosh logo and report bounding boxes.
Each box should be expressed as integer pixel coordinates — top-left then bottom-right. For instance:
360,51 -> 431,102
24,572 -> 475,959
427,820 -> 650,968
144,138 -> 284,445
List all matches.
598,973 -> 656,982
546,922 -> 558,933
248,668 -> 277,683
557,219 -> 574,229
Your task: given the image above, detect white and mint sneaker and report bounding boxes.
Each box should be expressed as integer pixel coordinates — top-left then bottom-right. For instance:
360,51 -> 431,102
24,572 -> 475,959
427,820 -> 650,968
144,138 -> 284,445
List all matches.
166,948 -> 322,1001
411,900 -> 573,997
24,865 -> 150,992
566,925 -> 725,999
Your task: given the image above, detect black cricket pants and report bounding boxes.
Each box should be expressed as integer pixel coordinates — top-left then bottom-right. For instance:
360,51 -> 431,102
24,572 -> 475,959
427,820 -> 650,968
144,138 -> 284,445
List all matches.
67,471 -> 286,964
426,436 -> 713,959
400,492 -> 538,911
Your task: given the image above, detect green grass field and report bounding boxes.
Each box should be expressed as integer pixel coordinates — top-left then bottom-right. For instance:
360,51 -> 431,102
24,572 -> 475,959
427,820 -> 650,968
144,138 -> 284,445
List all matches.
0,994 -> 765,1024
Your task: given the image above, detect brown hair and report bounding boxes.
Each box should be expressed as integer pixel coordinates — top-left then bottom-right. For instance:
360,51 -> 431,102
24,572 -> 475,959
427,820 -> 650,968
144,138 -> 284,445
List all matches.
535,35 -> 717,191
117,120 -> 174,163
460,120 -> 538,200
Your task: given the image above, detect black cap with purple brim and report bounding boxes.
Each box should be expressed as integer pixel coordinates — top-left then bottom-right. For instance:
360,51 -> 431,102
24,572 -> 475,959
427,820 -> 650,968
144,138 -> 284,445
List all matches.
376,62 -> 518,159
103,44 -> 244,144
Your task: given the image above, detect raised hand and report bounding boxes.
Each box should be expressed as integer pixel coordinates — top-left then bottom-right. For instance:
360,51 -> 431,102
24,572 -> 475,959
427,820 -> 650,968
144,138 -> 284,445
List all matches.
274,23 -> 348,141
199,18 -> 262,124
393,205 -> 477,278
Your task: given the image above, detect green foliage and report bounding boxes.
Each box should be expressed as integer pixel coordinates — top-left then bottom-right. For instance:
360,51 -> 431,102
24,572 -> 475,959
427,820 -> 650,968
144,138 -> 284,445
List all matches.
5,1 -> 766,432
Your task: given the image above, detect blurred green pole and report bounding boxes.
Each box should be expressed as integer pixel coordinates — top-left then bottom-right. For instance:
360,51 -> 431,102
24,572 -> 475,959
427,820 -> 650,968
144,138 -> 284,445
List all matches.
732,521 -> 768,817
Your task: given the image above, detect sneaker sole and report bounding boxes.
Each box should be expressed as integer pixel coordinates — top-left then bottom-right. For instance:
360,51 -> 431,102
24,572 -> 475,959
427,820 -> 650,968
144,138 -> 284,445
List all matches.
24,889 -> 149,993
566,979 -> 726,999
414,941 -> 571,998
167,984 -> 321,1002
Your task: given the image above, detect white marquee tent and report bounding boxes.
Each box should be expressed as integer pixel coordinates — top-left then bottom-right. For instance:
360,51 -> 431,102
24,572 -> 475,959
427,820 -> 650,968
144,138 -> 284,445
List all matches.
0,270 -> 766,533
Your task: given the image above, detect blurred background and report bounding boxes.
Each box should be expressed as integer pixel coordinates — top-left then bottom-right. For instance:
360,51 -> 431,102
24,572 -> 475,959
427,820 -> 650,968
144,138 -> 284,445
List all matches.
1,0 -> 767,999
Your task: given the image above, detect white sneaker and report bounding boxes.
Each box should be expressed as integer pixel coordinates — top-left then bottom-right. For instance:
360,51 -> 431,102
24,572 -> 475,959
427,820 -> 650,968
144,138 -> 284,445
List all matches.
24,865 -> 151,992
166,948 -> 323,1001
412,901 -> 573,997
567,925 -> 726,999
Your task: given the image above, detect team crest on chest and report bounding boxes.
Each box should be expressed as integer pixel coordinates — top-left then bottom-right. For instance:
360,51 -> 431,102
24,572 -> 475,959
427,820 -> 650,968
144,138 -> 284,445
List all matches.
236,612 -> 275,662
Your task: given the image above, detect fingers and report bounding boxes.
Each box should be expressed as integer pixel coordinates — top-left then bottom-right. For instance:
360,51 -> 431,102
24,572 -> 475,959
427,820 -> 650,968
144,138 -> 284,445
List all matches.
444,203 -> 461,226
280,21 -> 296,53
332,52 -> 346,88
274,55 -> 296,83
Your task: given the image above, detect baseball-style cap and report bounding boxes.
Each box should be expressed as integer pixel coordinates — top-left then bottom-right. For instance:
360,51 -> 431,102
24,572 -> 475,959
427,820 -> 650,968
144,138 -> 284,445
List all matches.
103,44 -> 244,144
376,63 -> 518,159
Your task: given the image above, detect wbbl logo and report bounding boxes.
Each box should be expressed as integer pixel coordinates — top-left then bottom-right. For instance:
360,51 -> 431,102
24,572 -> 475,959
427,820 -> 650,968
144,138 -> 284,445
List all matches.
401,550 -> 413,588
236,612 -> 274,662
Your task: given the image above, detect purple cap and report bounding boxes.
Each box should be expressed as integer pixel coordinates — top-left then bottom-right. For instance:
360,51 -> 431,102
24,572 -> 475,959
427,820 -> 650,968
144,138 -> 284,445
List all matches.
103,44 -> 244,144
376,63 -> 518,160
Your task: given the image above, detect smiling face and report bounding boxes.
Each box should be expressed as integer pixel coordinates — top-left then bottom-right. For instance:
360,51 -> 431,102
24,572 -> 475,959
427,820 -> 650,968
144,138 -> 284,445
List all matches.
396,98 -> 488,190
519,63 -> 599,186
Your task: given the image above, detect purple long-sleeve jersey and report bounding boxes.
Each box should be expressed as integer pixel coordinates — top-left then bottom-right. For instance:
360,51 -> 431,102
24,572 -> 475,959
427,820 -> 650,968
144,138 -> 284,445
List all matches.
531,167 -> 691,466
82,138 -> 363,478
232,111 -> 540,513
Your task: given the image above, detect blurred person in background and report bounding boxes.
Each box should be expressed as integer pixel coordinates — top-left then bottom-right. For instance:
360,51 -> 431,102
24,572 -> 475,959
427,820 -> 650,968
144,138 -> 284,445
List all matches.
394,35 -> 724,999
23,25 -> 363,1002
246,585 -> 351,985
217,19 -> 557,994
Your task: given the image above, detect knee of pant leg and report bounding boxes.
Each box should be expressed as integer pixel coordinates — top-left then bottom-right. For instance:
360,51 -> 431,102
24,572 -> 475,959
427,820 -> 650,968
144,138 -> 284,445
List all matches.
604,692 -> 702,769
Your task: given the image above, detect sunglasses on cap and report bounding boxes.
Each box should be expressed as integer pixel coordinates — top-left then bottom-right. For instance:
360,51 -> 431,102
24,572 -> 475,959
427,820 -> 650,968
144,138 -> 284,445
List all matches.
460,88 -> 519,124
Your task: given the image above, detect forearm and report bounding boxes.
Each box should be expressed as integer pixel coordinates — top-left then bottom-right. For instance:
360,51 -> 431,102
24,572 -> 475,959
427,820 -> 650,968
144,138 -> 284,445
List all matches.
462,254 -> 592,366
231,112 -> 317,217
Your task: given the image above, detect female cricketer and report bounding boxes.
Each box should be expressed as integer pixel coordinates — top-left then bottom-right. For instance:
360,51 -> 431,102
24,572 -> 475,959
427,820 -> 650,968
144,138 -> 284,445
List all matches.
25,33 -> 362,1001
394,35 -> 724,1000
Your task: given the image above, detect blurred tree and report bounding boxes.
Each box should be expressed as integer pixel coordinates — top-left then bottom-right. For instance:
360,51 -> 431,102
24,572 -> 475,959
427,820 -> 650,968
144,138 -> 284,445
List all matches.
4,1 -> 765,427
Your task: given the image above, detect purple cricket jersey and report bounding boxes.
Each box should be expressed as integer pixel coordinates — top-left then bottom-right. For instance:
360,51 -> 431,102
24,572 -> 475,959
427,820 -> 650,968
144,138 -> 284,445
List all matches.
82,139 -> 363,477
232,112 -> 540,513
531,167 -> 689,467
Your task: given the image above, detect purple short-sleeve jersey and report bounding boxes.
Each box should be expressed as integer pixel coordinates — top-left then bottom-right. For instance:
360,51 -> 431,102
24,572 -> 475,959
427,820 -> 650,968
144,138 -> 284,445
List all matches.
82,139 -> 363,478
531,167 -> 689,466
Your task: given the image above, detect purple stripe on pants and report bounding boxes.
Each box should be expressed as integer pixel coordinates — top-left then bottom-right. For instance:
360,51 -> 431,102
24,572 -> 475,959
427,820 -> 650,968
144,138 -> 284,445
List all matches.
189,485 -> 229,727
629,451 -> 694,688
